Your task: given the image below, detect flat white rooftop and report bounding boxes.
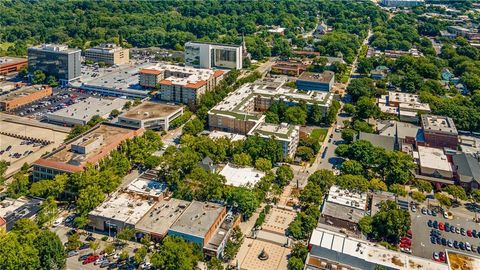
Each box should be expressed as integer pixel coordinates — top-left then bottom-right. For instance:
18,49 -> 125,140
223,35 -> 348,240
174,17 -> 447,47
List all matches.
309,227 -> 448,270
125,177 -> 167,198
46,97 -> 127,123
417,146 -> 453,172
326,185 -> 367,210
219,163 -> 265,187
208,130 -> 246,142
89,192 -> 153,225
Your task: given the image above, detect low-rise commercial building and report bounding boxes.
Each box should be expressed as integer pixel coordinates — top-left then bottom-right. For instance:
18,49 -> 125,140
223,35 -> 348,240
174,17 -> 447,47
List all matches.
84,43 -> 129,65
88,172 -> 167,233
218,163 -> 265,187
168,201 -> 234,258
296,71 -> 335,91
0,57 -> 27,75
46,97 -> 127,126
415,146 -> 454,187
421,114 -> 458,150
32,123 -> 143,180
0,85 -> 52,111
378,91 -> 431,123
306,227 -> 448,270
248,122 -> 300,158
271,60 -> 307,76
185,42 -> 243,70
28,44 -> 81,86
136,198 -> 190,241
0,197 -> 43,231
118,101 -> 183,131
321,186 -> 367,232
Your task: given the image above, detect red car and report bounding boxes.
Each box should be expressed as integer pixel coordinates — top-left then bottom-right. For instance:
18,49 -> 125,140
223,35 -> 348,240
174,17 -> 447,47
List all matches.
439,222 -> 445,231
401,238 -> 412,245
406,229 -> 412,238
467,230 -> 473,237
400,243 -> 411,248
439,252 -> 446,262
82,255 -> 99,265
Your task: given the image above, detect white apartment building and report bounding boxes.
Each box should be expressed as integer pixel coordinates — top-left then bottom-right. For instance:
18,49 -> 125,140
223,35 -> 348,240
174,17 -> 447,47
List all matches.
184,42 -> 243,70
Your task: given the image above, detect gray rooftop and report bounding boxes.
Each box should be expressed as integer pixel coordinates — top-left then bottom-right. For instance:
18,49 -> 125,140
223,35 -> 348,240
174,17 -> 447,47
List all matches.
358,132 -> 395,150
136,198 -> 190,237
452,153 -> 480,184
169,201 -> 225,238
421,114 -> 458,135
298,71 -> 335,84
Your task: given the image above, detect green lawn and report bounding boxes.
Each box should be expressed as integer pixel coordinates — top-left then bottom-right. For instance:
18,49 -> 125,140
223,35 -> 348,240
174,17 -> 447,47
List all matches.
311,128 -> 328,143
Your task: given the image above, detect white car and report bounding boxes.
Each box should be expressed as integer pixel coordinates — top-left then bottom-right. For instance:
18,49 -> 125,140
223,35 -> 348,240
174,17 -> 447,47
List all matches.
52,217 -> 64,227
443,211 -> 449,219
466,242 -> 472,251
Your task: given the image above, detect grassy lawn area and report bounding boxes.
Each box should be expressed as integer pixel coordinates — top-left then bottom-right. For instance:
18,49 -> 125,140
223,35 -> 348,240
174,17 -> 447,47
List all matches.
311,128 -> 328,143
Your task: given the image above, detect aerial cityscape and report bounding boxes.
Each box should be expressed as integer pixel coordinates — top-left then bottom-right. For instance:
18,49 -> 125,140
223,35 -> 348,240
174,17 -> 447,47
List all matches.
1,0 -> 480,270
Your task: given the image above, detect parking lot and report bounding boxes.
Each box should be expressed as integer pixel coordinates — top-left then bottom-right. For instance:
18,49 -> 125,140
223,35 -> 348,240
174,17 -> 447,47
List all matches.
410,206 -> 480,262
9,88 -> 91,120
0,118 -> 68,176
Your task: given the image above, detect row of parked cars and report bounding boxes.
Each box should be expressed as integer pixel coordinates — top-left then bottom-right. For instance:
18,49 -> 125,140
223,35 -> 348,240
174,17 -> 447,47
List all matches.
430,228 -> 480,254
428,219 -> 480,238
421,207 -> 451,219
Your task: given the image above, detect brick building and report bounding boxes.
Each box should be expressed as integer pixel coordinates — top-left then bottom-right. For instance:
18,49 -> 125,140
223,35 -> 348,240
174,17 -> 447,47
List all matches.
0,85 -> 52,111
0,57 -> 27,75
421,114 -> 458,150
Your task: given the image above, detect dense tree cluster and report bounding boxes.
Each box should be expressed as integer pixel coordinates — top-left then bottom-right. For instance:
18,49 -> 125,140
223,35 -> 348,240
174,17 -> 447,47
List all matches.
359,201 -> 411,244
336,140 -> 416,185
0,219 -> 65,270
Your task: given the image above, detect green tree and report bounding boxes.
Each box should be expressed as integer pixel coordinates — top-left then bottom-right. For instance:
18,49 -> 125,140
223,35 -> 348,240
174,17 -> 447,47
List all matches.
226,187 -> 260,219
341,128 -> 356,143
89,240 -> 100,255
285,107 -> 307,125
134,246 -> 148,265
369,178 -> 387,191
46,75 -> 58,87
117,227 -> 135,241
29,174 -> 67,199
36,196 -> 58,227
355,96 -> 381,119
388,183 -> 407,197
32,70 -> 46,84
207,257 -> 224,270
435,193 -> 452,209
359,216 -> 373,235
371,201 -> 411,243
76,184 -> 105,216
0,232 -> 40,270
0,160 -> 8,185
183,118 -> 204,135
413,179 -> 433,193
109,109 -> 121,118
276,165 -> 294,187
347,78 -> 376,101
34,230 -> 65,270
233,152 -> 253,167
340,160 -> 363,175
295,146 -> 314,161
343,103 -> 357,116
411,191 -> 426,203
471,189 -> 480,203
255,158 -> 272,172
7,172 -> 30,199
150,237 -> 201,270
444,185 -> 467,202
336,174 -> 370,192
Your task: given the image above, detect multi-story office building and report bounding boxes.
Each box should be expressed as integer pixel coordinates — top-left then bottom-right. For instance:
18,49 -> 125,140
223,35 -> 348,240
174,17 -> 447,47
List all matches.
139,64 -> 225,105
421,114 -> 458,150
84,44 -> 130,65
185,42 -> 243,70
27,44 -> 81,86
296,71 -> 335,91
377,91 -> 431,123
0,85 -> 52,111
